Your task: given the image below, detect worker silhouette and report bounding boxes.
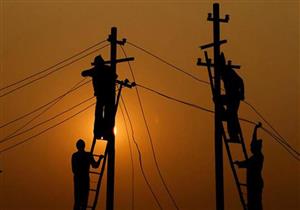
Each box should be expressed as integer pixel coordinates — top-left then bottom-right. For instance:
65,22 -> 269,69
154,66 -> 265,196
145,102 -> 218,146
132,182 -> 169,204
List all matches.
220,52 -> 244,142
81,55 -> 116,139
72,139 -> 104,210
234,123 -> 264,210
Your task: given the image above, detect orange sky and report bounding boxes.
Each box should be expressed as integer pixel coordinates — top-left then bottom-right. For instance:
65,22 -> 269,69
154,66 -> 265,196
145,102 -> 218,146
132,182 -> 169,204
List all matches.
0,1 -> 299,210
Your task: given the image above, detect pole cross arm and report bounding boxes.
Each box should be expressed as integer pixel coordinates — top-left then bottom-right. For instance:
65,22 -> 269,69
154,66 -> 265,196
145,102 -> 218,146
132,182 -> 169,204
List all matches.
116,79 -> 136,88
197,58 -> 241,69
200,40 -> 227,50
107,35 -> 127,46
104,57 -> 134,65
207,13 -> 230,22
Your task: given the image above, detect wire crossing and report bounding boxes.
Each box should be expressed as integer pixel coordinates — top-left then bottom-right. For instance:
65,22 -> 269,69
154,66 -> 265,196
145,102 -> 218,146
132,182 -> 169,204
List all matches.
125,41 -> 300,160
0,96 -> 94,144
0,43 -> 108,98
119,104 -> 135,210
3,78 -> 87,140
121,96 -> 163,210
0,103 -> 95,153
0,79 -> 92,129
0,40 -> 106,92
121,46 -> 180,210
122,42 -> 299,162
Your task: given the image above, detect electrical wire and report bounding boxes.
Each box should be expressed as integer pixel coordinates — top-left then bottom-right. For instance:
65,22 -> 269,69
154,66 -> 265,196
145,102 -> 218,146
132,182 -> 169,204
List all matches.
244,100 -> 300,156
127,41 -> 298,160
120,46 -> 180,210
0,44 -> 109,98
4,78 -> 87,139
127,41 -> 209,86
0,96 -> 94,144
0,79 -> 91,129
0,40 -> 106,92
0,103 -> 95,154
136,83 -> 300,162
121,96 -> 163,210
119,104 -> 135,210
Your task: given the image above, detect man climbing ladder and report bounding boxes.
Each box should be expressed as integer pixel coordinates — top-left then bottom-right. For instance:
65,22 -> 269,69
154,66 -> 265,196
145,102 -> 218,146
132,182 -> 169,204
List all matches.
234,123 -> 264,210
72,139 -> 104,210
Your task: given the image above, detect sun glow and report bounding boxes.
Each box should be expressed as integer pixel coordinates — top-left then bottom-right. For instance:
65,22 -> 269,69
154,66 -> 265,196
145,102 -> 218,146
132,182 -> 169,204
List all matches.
114,126 -> 117,136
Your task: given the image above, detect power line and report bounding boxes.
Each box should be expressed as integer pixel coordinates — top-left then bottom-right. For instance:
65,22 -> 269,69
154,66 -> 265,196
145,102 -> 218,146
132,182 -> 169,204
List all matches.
0,96 -> 94,144
4,78 -> 87,139
127,41 -> 209,86
137,83 -> 214,114
0,79 -> 91,129
127,40 -> 298,159
119,104 -> 135,210
136,83 -> 300,162
124,41 -> 299,161
0,103 -> 95,154
120,46 -> 180,210
0,44 -> 109,98
0,40 -> 106,92
243,100 -> 300,156
261,127 -> 300,161
121,96 -> 163,210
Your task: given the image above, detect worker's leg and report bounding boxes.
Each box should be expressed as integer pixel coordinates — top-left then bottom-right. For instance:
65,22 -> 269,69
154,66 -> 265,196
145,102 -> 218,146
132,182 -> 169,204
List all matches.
227,101 -> 239,142
247,189 -> 255,210
94,98 -> 105,139
103,95 -> 114,140
81,182 -> 90,210
73,178 -> 80,210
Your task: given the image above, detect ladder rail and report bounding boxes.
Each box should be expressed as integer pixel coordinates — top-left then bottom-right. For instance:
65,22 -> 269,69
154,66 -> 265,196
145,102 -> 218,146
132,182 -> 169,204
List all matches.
238,125 -> 248,160
203,51 -> 248,210
91,144 -> 108,210
221,128 -> 247,210
88,82 -> 127,210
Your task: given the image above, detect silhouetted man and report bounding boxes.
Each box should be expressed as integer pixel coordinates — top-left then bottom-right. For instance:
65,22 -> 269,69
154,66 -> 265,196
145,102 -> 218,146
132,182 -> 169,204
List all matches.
234,123 -> 264,210
81,55 -> 116,139
72,139 -> 104,210
220,53 -> 244,142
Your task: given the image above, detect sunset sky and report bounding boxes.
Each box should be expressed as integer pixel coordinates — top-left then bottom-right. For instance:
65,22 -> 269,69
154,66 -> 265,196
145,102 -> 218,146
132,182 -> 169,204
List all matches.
0,1 -> 299,210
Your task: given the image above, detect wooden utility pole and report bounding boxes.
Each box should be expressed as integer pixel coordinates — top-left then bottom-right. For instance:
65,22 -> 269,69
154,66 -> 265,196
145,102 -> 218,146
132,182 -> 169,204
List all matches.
211,4 -> 224,210
198,3 -> 229,210
106,27 -> 134,210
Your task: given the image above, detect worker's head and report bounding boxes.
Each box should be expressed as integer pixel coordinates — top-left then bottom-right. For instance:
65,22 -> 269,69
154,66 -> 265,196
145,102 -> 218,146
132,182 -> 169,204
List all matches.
91,55 -> 105,66
251,139 -> 262,154
76,139 -> 85,151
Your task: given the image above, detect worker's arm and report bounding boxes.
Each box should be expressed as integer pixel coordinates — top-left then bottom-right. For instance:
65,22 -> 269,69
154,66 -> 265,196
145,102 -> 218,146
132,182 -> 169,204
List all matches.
239,76 -> 245,101
71,154 -> 76,174
234,159 -> 248,168
81,68 -> 94,77
252,122 -> 262,144
90,154 -> 104,168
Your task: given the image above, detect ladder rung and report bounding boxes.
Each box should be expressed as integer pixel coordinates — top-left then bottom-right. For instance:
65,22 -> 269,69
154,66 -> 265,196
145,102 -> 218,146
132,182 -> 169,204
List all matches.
89,171 -> 101,175
92,154 -> 102,157
89,188 -> 97,192
239,183 -> 247,187
226,138 -> 241,144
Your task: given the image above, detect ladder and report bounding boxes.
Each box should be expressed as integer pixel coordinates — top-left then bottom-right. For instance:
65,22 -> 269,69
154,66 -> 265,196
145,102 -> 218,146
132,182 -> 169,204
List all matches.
87,137 -> 108,210
203,51 -> 249,210
86,79 -> 135,210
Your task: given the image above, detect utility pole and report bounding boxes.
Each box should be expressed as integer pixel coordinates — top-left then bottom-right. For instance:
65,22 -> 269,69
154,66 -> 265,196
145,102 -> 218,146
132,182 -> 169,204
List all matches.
197,3 -> 229,210
211,4 -> 226,210
106,27 -> 134,210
